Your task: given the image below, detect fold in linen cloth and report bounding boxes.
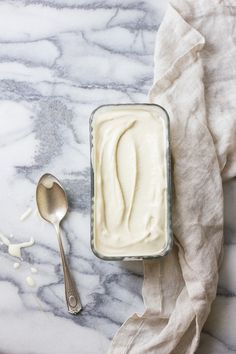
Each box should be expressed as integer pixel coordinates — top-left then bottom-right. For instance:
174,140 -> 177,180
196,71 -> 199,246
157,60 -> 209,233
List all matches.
109,1 -> 236,353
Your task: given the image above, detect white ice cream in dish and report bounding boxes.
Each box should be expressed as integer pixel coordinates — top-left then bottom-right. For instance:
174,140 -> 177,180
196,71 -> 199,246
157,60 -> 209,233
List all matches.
91,104 -> 172,259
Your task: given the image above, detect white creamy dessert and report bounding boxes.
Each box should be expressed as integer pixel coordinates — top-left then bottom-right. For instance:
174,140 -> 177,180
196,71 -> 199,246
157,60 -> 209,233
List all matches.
91,104 -> 170,258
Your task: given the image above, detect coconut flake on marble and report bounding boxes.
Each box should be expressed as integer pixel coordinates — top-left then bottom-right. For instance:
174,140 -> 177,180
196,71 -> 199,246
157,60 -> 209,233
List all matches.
20,207 -> 32,221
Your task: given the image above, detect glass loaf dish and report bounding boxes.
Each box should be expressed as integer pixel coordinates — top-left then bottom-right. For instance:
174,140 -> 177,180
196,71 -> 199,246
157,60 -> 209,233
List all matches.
90,104 -> 172,261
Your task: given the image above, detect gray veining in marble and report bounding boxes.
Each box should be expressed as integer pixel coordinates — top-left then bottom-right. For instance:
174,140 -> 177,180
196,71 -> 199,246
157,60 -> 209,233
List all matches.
0,1 -> 235,353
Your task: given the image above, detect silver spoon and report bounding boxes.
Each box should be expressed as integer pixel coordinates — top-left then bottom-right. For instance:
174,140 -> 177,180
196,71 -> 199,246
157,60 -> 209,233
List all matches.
36,173 -> 82,314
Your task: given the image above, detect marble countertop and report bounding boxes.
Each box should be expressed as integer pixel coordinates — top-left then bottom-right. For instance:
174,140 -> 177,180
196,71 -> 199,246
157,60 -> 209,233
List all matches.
0,1 -> 235,353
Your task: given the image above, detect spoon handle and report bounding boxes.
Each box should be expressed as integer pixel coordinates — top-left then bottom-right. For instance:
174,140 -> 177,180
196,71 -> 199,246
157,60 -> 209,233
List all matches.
55,225 -> 82,314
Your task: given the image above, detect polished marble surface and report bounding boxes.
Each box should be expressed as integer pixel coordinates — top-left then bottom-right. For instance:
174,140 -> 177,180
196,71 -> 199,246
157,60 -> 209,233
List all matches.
0,1 -> 235,353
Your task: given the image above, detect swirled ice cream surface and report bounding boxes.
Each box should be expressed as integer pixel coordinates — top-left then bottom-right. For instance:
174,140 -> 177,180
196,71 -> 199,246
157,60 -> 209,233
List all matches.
91,105 -> 169,258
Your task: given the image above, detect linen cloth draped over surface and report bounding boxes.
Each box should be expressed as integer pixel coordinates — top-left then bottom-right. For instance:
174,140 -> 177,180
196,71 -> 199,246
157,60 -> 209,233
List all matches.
109,1 -> 236,353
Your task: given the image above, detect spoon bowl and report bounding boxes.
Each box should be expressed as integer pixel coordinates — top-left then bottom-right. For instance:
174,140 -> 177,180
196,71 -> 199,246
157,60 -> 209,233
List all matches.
36,174 -> 68,225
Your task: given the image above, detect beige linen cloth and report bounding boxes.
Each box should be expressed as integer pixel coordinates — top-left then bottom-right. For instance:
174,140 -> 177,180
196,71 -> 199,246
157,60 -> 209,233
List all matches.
109,0 -> 236,353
